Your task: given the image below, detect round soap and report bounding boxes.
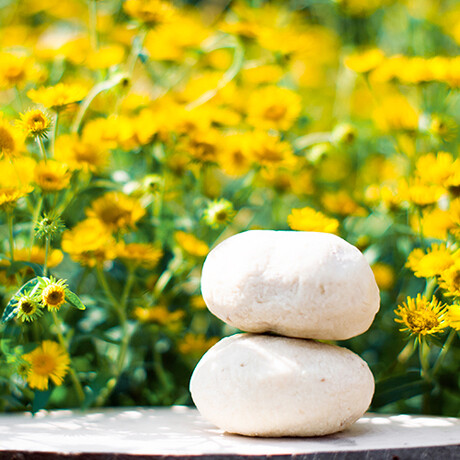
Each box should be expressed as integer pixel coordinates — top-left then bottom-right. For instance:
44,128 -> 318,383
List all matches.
201,230 -> 380,340
190,333 -> 375,437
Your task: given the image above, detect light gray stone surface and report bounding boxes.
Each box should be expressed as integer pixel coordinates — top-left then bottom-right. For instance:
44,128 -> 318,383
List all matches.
0,407 -> 459,457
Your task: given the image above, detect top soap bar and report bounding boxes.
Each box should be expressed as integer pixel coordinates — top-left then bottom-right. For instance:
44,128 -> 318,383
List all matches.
201,230 -> 380,340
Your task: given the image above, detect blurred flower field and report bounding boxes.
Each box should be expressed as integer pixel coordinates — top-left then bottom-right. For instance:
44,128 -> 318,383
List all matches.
0,0 -> 459,416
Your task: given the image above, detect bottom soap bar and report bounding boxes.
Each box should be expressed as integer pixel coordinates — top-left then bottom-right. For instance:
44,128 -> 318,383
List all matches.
190,333 -> 374,437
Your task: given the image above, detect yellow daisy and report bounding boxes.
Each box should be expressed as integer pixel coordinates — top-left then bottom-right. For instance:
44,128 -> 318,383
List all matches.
246,86 -> 302,131
116,243 -> 163,268
395,294 -> 448,341
175,231 -> 209,257
27,83 -> 88,111
287,207 -> 339,234
34,160 -> 71,192
0,114 -> 25,160
203,199 -> 236,228
446,304 -> 460,331
14,293 -> 43,323
17,109 -> 51,138
86,191 -> 146,232
38,277 -> 68,311
406,244 -> 456,278
0,185 -> 34,212
178,333 -> 219,358
344,48 -> 385,73
123,0 -> 176,26
22,341 -> 70,391
439,261 -> 460,298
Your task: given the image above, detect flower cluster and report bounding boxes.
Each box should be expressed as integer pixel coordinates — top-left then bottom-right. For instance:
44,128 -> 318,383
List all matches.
0,0 -> 459,416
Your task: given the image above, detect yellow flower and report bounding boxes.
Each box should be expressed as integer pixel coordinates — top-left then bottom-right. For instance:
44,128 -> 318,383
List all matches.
116,243 -> 163,268
14,293 -> 43,323
61,218 -> 117,267
0,52 -> 33,88
133,305 -> 184,331
321,190 -> 367,217
247,86 -> 302,131
344,48 -> 385,73
395,294 -> 448,340
175,231 -> 209,257
247,131 -> 295,168
0,114 -> 25,159
406,244 -> 456,278
27,83 -> 88,111
415,152 -> 455,186
203,198 -> 236,228
0,155 -> 36,187
410,208 -> 454,241
82,116 -> 136,151
123,0 -> 176,26
178,333 -> 219,358
34,160 -> 71,192
373,93 -> 419,132
446,304 -> 460,331
190,295 -> 207,310
86,191 -> 146,232
185,129 -> 221,163
287,207 -> 339,234
439,261 -> 460,297
371,263 -> 395,291
398,178 -> 445,207
217,133 -> 252,177
39,277 -> 68,311
55,134 -> 108,173
14,246 -> 63,269
18,109 -> 51,138
0,185 -> 34,212
22,341 -> 70,391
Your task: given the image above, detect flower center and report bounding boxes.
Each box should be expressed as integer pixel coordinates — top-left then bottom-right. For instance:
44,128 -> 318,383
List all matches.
264,104 -> 287,121
32,353 -> 57,376
20,301 -> 34,314
0,127 -> 15,152
406,311 -> 438,333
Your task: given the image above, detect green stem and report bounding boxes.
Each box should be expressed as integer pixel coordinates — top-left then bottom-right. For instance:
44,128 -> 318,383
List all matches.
29,196 -> 43,253
6,211 -> 15,262
418,338 -> 431,382
432,329 -> 456,377
51,112 -> 59,157
43,236 -> 50,277
36,136 -> 47,163
120,266 -> 135,310
95,265 -> 129,374
51,310 -> 85,404
126,28 -> 147,76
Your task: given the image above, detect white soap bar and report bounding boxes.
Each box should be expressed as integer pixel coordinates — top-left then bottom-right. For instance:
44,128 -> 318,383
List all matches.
201,230 -> 380,340
190,333 -> 375,437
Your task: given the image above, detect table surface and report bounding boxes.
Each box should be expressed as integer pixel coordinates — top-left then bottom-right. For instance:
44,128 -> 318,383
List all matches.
0,407 -> 459,457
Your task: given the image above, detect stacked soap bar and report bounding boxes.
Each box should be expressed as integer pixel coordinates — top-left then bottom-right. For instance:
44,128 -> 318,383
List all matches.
190,230 -> 380,437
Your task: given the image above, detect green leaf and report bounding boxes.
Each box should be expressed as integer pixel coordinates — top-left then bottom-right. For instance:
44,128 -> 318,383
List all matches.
32,389 -> 52,414
372,371 -> 432,408
1,277 -> 40,324
65,290 -> 86,310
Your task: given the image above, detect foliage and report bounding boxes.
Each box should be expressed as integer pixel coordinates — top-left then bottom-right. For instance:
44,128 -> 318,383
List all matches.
0,0 -> 459,415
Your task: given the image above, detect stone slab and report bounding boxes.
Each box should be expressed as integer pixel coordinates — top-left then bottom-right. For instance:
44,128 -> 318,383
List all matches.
0,407 -> 459,459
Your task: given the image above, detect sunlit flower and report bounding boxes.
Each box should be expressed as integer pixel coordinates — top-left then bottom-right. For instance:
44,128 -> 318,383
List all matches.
18,109 -> 51,138
446,304 -> 460,331
321,190 -> 366,217
203,198 -> 236,228
117,243 -> 163,268
86,45 -> 125,70
0,185 -> 34,212
414,152 -> 455,186
38,277 -> 68,311
175,231 -> 209,257
344,48 -> 385,73
22,341 -> 70,391
0,115 -> 25,159
439,261 -> 460,297
406,244 -> 456,278
123,0 -> 176,27
0,52 -> 33,88
34,160 -> 71,192
61,219 -> 117,267
217,133 -> 252,177
13,246 -> 64,269
395,294 -> 448,340
55,134 -> 109,173
410,208 -> 454,240
27,83 -> 88,111
86,191 -> 146,232
398,178 -> 445,207
247,86 -> 302,131
287,207 -> 339,234
247,131 -> 295,168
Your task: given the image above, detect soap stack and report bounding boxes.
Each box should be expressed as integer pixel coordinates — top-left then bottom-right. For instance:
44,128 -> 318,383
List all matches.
190,230 -> 380,437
